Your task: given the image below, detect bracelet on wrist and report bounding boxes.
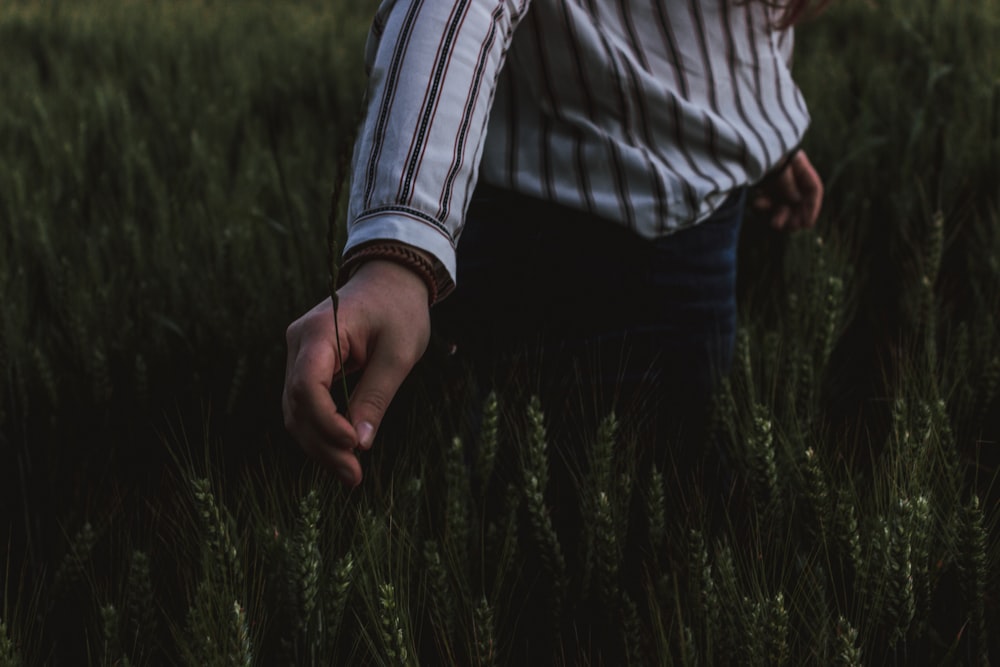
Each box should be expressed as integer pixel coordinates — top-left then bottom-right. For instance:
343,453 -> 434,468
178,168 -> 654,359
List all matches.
340,242 -> 440,305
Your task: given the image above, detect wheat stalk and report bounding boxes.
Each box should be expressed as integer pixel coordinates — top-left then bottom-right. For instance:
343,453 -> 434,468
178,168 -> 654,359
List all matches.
485,482 -> 521,593
476,390 -> 499,499
523,397 -> 567,622
377,582 -> 411,666
745,592 -> 789,667
953,320 -> 970,382
51,521 -> 97,597
473,595 -> 496,667
326,187 -> 351,410
125,550 -> 156,651
930,398 -> 960,489
765,592 -> 790,667
687,529 -> 719,655
230,601 -> 252,667
802,447 -> 829,540
734,326 -> 753,397
445,436 -> 471,568
910,494 -> 933,632
747,404 -> 781,522
957,494 -> 989,664
620,589 -> 645,667
712,543 -> 741,663
886,497 -> 915,643
292,489 -> 321,637
918,274 -> 938,372
592,411 -> 617,490
190,477 -> 243,591
859,513 -> 891,625
322,550 -> 355,656
678,622 -> 698,666
423,539 -> 456,643
0,618 -> 19,667
923,211 -> 944,287
646,466 -> 667,558
99,603 -> 125,667
975,355 -> 1000,427
807,235 -> 828,332
817,275 -> 844,370
581,411 -> 620,599
795,346 -> 815,419
182,580 -> 214,666
593,490 -> 620,605
833,616 -> 862,667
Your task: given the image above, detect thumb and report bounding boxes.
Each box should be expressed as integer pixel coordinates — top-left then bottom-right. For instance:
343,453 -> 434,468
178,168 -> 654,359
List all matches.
347,346 -> 414,451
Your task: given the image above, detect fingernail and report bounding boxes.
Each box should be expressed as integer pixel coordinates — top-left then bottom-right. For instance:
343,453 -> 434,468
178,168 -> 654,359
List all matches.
357,421 -> 375,450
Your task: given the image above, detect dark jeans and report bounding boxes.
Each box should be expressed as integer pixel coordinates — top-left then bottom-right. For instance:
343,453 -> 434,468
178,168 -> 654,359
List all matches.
433,184 -> 744,449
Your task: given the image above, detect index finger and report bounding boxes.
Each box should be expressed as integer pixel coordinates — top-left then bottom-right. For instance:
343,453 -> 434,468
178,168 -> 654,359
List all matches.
284,341 -> 359,451
792,153 -> 823,228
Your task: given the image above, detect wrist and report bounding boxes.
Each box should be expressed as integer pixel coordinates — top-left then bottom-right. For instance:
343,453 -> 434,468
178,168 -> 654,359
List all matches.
340,241 -> 442,305
350,258 -> 431,306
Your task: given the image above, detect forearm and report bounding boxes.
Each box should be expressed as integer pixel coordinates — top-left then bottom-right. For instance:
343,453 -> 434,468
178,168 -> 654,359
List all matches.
345,0 -> 531,294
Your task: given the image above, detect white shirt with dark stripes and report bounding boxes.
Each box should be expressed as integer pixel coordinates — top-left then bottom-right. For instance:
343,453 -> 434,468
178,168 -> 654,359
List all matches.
345,0 -> 810,291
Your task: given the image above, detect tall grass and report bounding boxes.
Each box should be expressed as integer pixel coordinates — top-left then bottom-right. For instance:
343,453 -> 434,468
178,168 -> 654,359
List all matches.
1,0 -> 998,663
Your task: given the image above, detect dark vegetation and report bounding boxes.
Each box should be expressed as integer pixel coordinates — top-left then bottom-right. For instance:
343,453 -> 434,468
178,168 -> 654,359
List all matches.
1,0 -> 997,664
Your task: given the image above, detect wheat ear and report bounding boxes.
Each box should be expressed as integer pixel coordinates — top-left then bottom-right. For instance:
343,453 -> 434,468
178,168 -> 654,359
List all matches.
473,595 -> 497,667
0,618 -> 19,667
377,582 -> 410,666
958,494 -> 988,664
833,616 -> 862,667
99,603 -> 124,667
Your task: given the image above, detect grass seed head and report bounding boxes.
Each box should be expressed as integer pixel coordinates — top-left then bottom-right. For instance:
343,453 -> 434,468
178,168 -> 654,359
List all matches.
476,390 -> 500,494
125,550 -> 157,647
230,601 -> 252,667
473,595 -> 496,667
0,619 -> 19,667
52,522 -> 97,596
377,583 -> 410,666
834,616 -> 862,667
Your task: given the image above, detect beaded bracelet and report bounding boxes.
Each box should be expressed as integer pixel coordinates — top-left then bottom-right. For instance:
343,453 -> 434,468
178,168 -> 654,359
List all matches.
340,242 -> 440,305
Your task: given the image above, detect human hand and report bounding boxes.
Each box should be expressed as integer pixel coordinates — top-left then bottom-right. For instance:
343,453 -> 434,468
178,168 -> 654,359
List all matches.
751,149 -> 824,231
283,260 -> 431,487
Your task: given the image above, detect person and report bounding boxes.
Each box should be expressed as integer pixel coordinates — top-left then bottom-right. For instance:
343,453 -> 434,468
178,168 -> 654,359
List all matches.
283,0 -> 825,487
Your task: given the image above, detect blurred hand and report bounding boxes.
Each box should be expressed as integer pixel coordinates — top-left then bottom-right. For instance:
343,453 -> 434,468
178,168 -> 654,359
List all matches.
283,260 -> 431,487
751,149 -> 824,231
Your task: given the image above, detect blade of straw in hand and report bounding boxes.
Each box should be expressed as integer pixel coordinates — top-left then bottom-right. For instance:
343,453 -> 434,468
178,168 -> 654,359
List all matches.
327,157 -> 351,411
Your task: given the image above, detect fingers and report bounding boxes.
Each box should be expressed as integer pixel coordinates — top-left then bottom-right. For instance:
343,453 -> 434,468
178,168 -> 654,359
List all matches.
292,420 -> 363,486
791,151 -> 823,229
337,259 -> 432,456
283,261 -> 431,488
283,302 -> 362,486
751,193 -> 773,211
753,150 -> 824,232
348,335 -> 421,452
769,161 -> 802,231
287,342 -> 357,446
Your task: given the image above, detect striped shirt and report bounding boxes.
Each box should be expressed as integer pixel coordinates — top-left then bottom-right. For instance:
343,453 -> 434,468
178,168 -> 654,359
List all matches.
344,0 -> 810,295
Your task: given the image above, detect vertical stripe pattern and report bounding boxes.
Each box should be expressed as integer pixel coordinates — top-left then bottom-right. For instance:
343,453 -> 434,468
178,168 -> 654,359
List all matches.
347,0 -> 811,287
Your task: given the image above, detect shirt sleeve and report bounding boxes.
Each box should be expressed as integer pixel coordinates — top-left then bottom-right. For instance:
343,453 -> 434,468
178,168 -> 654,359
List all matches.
344,0 -> 531,295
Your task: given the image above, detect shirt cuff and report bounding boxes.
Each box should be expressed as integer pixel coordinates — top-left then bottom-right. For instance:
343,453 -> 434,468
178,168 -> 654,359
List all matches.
343,210 -> 457,301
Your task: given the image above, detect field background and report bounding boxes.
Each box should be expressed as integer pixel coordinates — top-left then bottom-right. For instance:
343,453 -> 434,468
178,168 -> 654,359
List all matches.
1,0 -> 998,664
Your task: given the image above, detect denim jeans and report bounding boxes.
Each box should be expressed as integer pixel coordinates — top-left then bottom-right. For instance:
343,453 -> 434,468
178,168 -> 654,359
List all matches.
432,184 -> 745,455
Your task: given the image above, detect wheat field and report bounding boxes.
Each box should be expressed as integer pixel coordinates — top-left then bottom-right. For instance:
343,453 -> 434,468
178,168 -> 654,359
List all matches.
1,0 -> 998,664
